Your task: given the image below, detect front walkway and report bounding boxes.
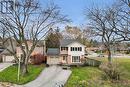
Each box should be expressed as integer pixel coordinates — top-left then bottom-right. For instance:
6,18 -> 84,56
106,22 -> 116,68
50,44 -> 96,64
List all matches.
23,65 -> 71,87
0,63 -> 13,72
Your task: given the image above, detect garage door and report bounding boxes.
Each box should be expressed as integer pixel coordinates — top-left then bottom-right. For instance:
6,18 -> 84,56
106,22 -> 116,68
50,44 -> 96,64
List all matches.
4,56 -> 14,62
48,56 -> 60,64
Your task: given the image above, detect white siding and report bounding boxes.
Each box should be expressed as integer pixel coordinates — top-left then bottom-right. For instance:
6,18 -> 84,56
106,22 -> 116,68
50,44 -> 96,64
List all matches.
67,42 -> 85,63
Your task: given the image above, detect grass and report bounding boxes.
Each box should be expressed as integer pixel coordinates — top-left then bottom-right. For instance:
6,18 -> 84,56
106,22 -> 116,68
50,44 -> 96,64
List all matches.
65,58 -> 130,87
65,67 -> 101,87
0,64 -> 45,84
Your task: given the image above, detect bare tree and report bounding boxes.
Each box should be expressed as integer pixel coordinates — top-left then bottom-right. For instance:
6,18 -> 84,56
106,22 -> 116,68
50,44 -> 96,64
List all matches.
86,6 -> 119,62
113,0 -> 130,41
62,25 -> 82,39
0,0 -> 69,75
120,0 -> 130,7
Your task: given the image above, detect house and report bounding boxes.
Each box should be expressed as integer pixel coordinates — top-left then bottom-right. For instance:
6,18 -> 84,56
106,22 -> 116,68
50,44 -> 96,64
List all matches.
0,38 -> 16,62
16,40 -> 45,58
47,39 -> 86,65
0,38 -> 46,63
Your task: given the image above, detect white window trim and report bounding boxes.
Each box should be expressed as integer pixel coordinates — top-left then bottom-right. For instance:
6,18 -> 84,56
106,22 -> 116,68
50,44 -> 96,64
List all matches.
71,56 -> 81,63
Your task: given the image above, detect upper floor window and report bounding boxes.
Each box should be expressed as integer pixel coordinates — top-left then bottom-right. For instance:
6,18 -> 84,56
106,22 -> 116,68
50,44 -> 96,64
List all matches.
61,47 -> 68,51
71,47 -> 82,51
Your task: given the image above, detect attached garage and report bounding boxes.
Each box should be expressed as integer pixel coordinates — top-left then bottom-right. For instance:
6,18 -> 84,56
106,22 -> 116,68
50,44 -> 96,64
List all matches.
1,48 -> 15,63
47,56 -> 60,65
47,48 -> 60,65
3,55 -> 14,62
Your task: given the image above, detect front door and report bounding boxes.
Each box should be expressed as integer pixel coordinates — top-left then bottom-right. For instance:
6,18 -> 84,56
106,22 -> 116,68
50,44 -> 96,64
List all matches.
62,56 -> 67,63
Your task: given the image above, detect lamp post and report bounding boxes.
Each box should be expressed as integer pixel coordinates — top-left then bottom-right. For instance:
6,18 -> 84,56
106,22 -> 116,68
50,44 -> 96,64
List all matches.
17,56 -> 21,81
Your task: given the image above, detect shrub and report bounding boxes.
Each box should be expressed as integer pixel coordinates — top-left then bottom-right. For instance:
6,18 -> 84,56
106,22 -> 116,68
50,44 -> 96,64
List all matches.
30,54 -> 46,65
99,62 -> 123,81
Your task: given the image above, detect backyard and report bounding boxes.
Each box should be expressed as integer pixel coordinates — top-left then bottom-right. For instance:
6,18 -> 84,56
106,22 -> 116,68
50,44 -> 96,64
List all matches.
65,58 -> 130,87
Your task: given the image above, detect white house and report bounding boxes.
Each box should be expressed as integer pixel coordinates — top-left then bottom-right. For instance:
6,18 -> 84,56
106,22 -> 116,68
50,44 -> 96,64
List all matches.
47,39 -> 86,65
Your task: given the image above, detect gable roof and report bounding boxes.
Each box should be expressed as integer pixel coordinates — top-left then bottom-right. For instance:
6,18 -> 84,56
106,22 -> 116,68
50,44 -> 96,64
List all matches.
60,39 -> 77,47
47,48 -> 59,55
60,39 -> 85,47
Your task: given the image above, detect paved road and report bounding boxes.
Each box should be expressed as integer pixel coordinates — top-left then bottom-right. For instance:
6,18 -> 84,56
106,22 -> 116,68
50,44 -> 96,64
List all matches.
23,65 -> 72,87
0,63 -> 13,72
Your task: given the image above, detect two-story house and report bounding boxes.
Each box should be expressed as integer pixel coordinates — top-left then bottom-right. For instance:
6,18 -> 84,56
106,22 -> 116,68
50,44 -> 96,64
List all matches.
47,39 -> 86,65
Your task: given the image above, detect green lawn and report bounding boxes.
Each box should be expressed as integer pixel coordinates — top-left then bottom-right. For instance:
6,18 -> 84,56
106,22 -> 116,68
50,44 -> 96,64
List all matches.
65,58 -> 130,87
65,67 -> 101,87
0,64 -> 44,84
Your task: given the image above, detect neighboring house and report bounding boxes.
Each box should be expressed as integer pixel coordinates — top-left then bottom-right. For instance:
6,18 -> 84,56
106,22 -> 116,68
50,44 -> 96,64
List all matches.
0,38 -> 46,63
47,39 -> 86,65
0,38 -> 16,62
16,40 -> 45,58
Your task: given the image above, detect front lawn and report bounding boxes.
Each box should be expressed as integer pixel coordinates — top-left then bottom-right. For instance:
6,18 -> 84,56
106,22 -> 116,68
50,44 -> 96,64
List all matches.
65,58 -> 130,87
0,64 -> 44,84
65,67 -> 101,87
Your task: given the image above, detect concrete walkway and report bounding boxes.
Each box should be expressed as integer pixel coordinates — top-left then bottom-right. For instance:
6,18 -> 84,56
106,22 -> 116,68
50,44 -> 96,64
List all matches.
23,66 -> 72,87
0,63 -> 13,72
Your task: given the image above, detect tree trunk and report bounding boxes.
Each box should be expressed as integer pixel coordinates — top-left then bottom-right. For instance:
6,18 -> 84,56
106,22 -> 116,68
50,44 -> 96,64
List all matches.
21,63 -> 28,76
108,49 -> 112,63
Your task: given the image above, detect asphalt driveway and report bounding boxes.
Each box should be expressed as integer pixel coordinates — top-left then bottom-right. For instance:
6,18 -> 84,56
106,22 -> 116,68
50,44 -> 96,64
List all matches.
24,65 -> 72,87
0,63 -> 13,72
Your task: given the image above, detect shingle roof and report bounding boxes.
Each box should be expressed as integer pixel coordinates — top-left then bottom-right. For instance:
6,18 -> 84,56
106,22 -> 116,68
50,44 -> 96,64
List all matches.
60,39 -> 77,47
47,48 -> 59,55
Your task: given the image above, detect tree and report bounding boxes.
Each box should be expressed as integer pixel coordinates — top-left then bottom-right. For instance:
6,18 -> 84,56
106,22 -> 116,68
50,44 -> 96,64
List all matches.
62,25 -> 92,46
113,0 -> 130,41
62,25 -> 82,39
86,6 -> 119,62
46,28 -> 62,48
120,0 -> 130,7
0,0 -> 69,75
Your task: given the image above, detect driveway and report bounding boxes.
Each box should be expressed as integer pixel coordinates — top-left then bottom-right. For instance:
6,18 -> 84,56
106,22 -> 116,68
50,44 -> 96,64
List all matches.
0,63 -> 13,72
23,66 -> 72,87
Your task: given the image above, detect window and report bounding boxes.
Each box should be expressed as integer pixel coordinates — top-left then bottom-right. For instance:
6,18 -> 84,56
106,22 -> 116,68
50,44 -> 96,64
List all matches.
72,47 -> 74,51
75,47 -> 77,51
70,47 -> 82,51
71,47 -> 73,51
61,47 -> 68,51
72,56 -> 80,63
80,47 -> 82,51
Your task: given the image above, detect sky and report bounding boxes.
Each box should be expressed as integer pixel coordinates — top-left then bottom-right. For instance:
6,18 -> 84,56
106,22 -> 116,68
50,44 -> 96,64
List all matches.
40,0 -> 116,27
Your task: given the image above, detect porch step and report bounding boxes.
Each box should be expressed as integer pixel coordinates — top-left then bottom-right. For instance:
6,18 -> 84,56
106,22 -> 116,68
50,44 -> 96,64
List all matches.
62,65 -> 70,70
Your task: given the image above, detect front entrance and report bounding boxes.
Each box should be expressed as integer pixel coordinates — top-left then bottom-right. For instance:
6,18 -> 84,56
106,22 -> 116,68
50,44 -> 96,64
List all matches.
62,56 -> 67,64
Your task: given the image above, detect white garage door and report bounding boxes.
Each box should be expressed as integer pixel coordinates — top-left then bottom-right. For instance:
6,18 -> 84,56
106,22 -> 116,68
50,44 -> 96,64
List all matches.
50,58 -> 60,64
5,56 -> 14,62
48,56 -> 60,64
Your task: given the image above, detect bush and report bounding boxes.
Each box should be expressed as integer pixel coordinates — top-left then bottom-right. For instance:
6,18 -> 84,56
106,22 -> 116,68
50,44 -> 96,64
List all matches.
99,62 -> 123,81
30,54 -> 46,65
